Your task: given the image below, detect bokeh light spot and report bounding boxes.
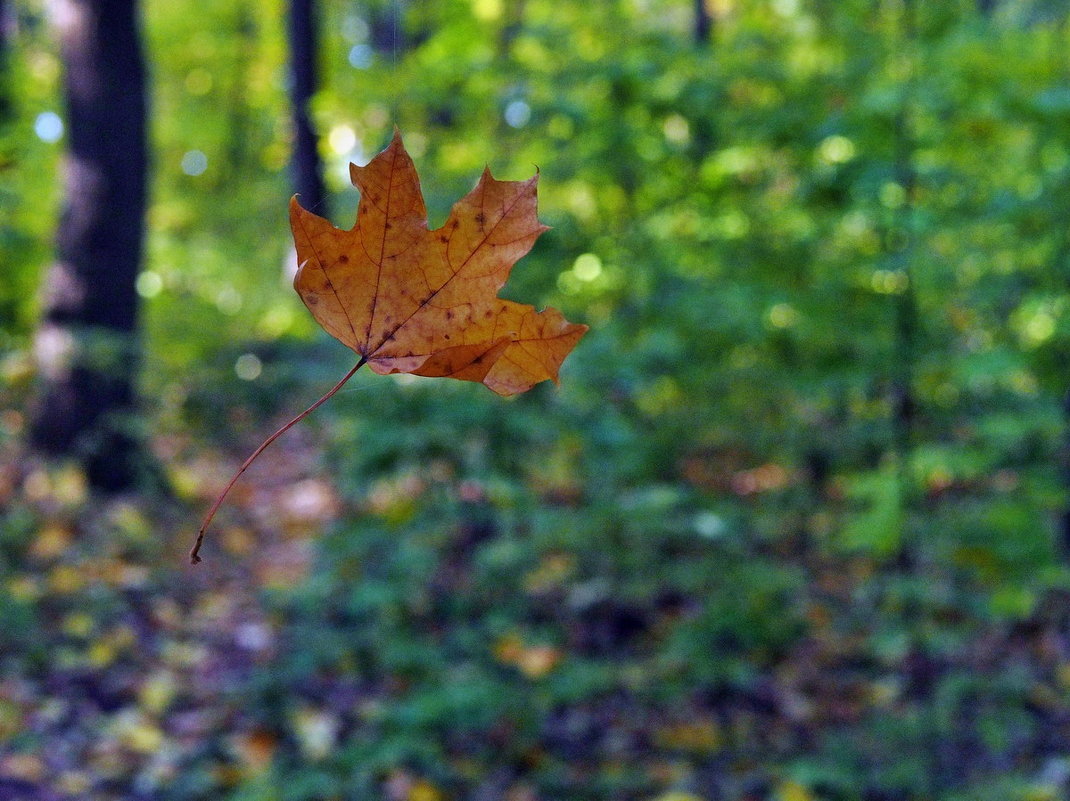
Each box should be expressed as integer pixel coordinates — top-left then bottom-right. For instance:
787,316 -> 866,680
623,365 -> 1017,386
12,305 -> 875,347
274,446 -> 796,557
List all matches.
472,0 -> 502,21
216,286 -> 242,315
135,271 -> 163,298
817,134 -> 855,164
342,15 -> 369,43
504,100 -> 531,129
181,150 -> 208,176
235,353 -> 262,381
34,112 -> 64,143
329,125 -> 357,155
348,44 -> 373,69
663,114 -> 690,145
572,253 -> 602,282
767,303 -> 799,329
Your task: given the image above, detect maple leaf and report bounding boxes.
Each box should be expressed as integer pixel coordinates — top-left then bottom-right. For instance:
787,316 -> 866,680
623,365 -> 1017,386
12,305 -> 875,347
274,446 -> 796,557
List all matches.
191,131 -> 586,563
290,129 -> 586,395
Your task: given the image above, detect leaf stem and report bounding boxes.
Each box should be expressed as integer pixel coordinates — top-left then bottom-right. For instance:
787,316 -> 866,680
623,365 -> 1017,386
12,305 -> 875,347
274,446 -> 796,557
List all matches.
190,357 -> 367,564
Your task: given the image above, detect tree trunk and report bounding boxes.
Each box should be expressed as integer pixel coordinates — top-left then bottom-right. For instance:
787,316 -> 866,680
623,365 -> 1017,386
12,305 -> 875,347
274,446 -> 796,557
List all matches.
288,0 -> 326,214
30,0 -> 148,491
0,0 -> 10,121
1062,389 -> 1070,555
694,0 -> 712,44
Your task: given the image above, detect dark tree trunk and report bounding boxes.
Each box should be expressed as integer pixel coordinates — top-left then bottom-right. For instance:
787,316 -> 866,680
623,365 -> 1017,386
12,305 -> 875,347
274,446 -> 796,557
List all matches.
288,0 -> 326,214
0,0 -> 10,121
30,0 -> 148,491
694,0 -> 712,44
1062,389 -> 1070,555
891,78 -> 917,464
370,1 -> 404,55
222,8 -> 258,184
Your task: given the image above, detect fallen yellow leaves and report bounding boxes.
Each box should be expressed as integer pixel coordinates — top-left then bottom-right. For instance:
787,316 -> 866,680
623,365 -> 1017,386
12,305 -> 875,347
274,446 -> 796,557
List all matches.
494,632 -> 562,678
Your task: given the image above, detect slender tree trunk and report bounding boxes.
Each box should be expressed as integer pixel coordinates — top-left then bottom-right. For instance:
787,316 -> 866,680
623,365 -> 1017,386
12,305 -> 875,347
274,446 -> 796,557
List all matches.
497,0 -> 526,59
0,0 -> 10,121
221,8 -> 257,185
370,0 -> 404,55
891,1 -> 917,465
1062,389 -> 1070,554
694,0 -> 712,44
288,0 -> 326,213
30,0 -> 148,491
1057,18 -> 1070,557
885,0 -> 918,570
0,0 -> 17,330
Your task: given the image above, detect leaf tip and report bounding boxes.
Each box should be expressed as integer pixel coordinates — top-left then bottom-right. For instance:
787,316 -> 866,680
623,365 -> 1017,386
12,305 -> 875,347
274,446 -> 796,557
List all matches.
349,161 -> 362,186
289,194 -> 320,230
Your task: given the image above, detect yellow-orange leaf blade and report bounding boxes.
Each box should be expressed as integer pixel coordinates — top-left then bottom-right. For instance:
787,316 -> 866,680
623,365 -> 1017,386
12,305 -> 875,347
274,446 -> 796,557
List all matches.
290,130 -> 587,395
408,302 -> 586,396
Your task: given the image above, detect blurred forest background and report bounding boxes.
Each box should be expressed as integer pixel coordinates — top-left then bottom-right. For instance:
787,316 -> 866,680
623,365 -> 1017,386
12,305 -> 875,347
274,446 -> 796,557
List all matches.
4,0 -> 1070,799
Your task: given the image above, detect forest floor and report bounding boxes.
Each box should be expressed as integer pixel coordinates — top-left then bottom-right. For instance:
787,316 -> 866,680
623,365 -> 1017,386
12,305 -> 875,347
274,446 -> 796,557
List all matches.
3,412 -> 1070,801
0,416 -> 340,800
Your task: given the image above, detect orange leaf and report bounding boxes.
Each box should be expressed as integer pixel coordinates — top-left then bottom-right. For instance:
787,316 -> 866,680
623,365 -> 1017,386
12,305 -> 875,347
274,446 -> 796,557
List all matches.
190,130 -> 586,563
290,129 -> 587,396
